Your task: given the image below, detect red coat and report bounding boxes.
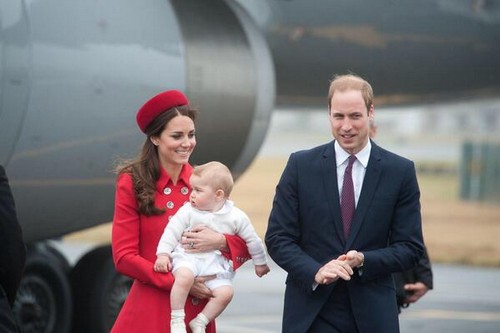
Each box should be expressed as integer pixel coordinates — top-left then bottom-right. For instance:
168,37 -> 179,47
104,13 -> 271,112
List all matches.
111,164 -> 250,333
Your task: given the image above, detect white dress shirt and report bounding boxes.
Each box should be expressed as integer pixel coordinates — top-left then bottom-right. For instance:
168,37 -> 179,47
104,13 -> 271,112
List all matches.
335,140 -> 371,206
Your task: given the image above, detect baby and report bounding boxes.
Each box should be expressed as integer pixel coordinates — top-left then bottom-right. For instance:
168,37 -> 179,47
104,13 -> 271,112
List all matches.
154,161 -> 270,333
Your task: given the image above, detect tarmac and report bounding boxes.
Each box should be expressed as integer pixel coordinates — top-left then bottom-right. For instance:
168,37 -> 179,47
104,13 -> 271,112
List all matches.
58,240 -> 500,333
218,260 -> 500,333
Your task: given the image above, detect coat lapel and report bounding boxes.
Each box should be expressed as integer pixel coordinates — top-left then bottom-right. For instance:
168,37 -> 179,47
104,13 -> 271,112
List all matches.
346,141 -> 382,249
321,142 -> 345,246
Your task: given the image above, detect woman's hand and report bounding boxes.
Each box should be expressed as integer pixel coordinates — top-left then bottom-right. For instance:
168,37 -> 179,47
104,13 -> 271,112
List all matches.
181,225 -> 228,253
189,275 -> 216,299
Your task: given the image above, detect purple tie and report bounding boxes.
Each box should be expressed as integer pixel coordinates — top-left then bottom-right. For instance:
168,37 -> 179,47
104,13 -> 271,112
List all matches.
341,155 -> 356,238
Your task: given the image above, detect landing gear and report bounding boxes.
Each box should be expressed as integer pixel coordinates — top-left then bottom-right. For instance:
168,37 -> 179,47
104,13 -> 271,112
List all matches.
13,242 -> 131,333
13,243 -> 72,333
71,245 -> 132,332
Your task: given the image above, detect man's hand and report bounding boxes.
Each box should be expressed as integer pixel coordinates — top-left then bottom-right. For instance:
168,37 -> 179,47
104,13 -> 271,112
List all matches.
314,258 -> 353,285
339,250 -> 364,269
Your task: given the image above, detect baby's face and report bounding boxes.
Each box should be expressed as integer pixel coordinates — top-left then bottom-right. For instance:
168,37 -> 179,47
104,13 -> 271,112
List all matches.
189,175 -> 219,212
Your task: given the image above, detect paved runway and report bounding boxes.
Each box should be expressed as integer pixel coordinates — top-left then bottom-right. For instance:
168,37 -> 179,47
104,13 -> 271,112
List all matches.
217,261 -> 500,333
58,240 -> 500,332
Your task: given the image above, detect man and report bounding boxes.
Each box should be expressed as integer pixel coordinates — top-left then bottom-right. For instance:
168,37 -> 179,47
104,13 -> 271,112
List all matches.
0,165 -> 26,332
265,74 -> 424,333
369,119 -> 433,312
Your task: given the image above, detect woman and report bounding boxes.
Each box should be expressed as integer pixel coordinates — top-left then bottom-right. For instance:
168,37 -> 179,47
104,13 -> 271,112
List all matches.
111,90 -> 249,333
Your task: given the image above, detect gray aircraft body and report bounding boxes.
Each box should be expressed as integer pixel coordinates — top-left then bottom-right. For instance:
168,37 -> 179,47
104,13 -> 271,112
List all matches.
1,0 -> 499,332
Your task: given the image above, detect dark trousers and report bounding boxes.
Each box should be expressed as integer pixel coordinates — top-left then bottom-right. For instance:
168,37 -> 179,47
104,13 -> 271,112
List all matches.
307,281 -> 359,333
0,285 -> 19,333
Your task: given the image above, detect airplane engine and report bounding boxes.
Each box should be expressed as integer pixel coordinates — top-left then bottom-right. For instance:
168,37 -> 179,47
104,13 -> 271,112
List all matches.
0,0 -> 274,332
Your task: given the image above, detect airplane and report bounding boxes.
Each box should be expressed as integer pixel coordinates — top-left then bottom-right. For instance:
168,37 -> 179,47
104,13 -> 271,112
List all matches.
1,0 -> 499,332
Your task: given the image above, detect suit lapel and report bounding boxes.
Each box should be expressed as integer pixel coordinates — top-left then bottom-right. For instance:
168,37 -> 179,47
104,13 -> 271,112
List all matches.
346,141 -> 383,249
321,141 -> 345,245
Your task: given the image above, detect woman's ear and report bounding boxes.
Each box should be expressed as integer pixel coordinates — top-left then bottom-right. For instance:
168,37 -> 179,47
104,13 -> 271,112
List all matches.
150,136 -> 159,146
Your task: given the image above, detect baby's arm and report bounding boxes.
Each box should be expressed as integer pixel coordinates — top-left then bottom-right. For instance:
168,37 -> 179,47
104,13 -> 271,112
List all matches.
154,254 -> 172,273
233,208 -> 270,276
155,204 -> 191,273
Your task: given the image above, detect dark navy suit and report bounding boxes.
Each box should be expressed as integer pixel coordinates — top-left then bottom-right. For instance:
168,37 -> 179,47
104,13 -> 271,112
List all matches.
265,140 -> 424,333
0,165 -> 26,332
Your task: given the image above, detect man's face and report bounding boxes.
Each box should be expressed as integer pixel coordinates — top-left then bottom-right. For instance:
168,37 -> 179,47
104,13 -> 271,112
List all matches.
329,89 -> 373,155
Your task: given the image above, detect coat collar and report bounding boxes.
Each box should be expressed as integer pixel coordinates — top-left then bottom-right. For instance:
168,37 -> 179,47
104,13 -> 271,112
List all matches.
156,163 -> 193,193
321,141 -> 345,247
334,140 -> 371,168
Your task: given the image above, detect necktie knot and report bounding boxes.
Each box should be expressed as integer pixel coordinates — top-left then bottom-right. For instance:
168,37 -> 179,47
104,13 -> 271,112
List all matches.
346,155 -> 356,171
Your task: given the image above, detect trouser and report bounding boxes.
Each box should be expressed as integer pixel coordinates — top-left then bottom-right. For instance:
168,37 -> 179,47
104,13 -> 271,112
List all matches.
307,281 -> 359,333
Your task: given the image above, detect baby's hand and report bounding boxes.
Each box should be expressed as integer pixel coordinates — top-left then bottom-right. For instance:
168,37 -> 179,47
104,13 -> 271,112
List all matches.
154,254 -> 172,273
255,264 -> 270,277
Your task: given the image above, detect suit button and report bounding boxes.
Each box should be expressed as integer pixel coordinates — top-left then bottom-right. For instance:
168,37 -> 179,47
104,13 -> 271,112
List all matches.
163,187 -> 172,195
166,201 -> 174,209
181,186 -> 189,195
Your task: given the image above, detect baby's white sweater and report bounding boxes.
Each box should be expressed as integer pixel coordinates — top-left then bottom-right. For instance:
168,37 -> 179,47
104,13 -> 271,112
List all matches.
156,200 -> 267,266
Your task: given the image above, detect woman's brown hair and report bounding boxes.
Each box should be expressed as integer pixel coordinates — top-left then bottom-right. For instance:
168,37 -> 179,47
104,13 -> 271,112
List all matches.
116,105 -> 197,216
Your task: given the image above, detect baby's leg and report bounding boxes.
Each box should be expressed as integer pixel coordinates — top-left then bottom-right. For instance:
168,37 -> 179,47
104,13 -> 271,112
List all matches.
170,268 -> 195,333
171,267 -> 195,310
189,285 -> 233,333
202,285 -> 234,320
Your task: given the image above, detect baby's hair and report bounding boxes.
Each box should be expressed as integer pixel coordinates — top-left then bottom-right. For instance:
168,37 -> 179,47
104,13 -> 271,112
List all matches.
192,161 -> 234,197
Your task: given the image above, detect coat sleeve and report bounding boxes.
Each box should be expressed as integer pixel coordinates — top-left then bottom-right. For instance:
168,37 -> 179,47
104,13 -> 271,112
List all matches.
0,165 -> 26,306
111,173 -> 174,290
413,247 -> 433,289
265,153 -> 322,289
223,234 -> 251,270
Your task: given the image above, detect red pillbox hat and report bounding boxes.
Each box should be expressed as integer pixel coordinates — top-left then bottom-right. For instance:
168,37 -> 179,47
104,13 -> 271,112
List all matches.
136,90 -> 189,133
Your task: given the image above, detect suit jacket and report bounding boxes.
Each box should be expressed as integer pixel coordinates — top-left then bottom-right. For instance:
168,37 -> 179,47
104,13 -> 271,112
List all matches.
265,140 -> 424,333
0,165 -> 26,307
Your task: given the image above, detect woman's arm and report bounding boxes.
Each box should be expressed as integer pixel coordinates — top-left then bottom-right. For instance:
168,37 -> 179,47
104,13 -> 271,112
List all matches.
181,225 -> 251,270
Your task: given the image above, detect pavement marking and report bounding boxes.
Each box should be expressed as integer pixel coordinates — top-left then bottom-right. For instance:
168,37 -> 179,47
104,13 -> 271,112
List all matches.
218,315 -> 281,332
405,309 -> 500,322
218,325 -> 277,333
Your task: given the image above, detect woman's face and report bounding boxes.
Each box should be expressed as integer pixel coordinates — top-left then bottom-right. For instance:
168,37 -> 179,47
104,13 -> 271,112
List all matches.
152,115 -> 196,168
